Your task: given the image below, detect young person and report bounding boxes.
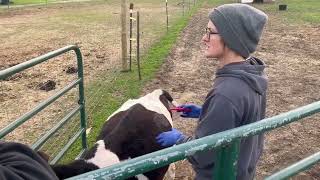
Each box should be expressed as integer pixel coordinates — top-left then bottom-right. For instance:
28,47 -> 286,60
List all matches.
156,4 -> 268,180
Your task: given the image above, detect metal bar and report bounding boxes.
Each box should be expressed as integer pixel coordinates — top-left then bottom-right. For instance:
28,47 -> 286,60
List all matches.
214,140 -> 240,180
75,46 -> 88,151
182,0 -> 185,16
50,128 -> 84,165
75,149 -> 87,160
166,0 -> 169,32
129,3 -> 134,71
66,101 -> 320,179
0,45 -> 78,80
0,79 -> 81,139
136,11 -> 141,80
31,105 -> 82,151
265,151 -> 320,180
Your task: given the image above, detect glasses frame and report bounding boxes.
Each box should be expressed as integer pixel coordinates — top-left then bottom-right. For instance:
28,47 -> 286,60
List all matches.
205,27 -> 219,40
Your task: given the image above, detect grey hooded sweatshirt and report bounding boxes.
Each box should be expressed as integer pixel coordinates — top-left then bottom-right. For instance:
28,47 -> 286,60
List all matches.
0,141 -> 58,180
177,57 -> 267,180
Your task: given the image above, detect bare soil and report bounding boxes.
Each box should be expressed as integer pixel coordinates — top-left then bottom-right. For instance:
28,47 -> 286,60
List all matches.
142,6 -> 320,180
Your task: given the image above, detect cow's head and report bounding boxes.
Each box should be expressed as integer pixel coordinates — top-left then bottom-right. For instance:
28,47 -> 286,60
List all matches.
147,89 -> 177,116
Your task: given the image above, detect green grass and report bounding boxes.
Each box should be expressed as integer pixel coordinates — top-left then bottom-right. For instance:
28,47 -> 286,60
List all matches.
59,0 -> 204,163
7,0 -> 60,5
255,0 -> 320,24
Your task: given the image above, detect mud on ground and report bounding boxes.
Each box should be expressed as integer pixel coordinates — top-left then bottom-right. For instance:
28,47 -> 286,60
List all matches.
142,5 -> 320,180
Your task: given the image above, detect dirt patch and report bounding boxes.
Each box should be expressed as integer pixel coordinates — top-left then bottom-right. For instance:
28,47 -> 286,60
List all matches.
142,6 -> 320,180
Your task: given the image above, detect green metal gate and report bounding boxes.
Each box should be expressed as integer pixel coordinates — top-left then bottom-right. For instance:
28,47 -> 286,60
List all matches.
0,45 -> 87,164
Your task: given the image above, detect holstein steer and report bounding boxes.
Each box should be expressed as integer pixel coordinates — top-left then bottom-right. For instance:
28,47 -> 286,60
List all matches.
52,89 -> 175,180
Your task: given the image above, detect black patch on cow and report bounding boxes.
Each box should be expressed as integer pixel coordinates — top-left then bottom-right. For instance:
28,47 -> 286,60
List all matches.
161,90 -> 173,102
81,143 -> 98,160
101,104 -> 171,158
99,104 -> 172,179
51,160 -> 98,180
159,90 -> 173,117
52,102 -> 173,180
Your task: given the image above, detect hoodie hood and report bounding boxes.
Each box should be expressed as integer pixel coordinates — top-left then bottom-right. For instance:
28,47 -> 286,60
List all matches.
216,57 -> 267,95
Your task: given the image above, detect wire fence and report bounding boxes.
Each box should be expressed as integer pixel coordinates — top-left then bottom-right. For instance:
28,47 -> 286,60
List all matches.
0,0 -> 197,162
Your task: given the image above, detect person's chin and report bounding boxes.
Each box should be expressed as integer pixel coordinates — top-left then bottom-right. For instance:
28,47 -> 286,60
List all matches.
205,53 -> 215,58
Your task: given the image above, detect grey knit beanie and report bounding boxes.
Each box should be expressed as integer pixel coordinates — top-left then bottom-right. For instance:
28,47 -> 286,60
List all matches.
209,4 -> 268,58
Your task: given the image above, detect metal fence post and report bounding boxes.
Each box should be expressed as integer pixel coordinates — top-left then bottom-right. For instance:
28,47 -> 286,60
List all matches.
136,11 -> 141,80
75,48 -> 87,151
182,0 -> 185,16
166,0 -> 169,32
129,3 -> 134,71
213,140 -> 240,180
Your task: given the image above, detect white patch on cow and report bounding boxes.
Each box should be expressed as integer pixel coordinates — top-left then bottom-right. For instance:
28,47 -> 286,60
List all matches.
86,140 -> 120,168
107,89 -> 173,126
135,174 -> 149,180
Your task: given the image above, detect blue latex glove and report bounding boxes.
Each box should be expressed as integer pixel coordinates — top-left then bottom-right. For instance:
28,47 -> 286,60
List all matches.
156,128 -> 184,147
179,104 -> 202,118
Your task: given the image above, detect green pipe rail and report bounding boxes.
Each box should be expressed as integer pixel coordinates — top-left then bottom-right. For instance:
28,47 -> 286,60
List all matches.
0,45 -> 87,164
66,100 -> 320,180
265,151 -> 320,180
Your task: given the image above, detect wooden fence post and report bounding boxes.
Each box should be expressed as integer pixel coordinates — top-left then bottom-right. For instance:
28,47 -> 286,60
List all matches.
129,3 -> 134,71
121,0 -> 128,71
166,0 -> 169,32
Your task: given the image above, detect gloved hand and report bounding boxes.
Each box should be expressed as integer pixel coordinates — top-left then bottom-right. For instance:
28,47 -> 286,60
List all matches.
156,128 -> 184,147
179,104 -> 202,118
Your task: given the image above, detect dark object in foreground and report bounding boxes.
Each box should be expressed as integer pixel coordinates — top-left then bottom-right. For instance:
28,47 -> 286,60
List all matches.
279,4 -> 287,11
0,0 -> 9,5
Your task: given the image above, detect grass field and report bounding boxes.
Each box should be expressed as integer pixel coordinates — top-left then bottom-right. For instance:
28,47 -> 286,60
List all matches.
257,0 -> 320,24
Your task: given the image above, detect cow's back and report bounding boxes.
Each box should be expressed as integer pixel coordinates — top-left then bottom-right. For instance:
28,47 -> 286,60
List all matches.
98,104 -> 172,160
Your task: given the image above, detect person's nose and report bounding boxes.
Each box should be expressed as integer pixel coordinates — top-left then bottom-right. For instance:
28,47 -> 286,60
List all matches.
201,34 -> 208,43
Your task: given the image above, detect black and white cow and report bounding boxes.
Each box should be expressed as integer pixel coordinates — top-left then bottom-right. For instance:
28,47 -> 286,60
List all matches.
52,89 -> 176,180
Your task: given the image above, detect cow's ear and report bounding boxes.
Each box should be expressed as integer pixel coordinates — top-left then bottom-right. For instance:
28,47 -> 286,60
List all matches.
161,90 -> 173,102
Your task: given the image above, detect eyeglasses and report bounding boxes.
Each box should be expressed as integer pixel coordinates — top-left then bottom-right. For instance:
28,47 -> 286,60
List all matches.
205,27 -> 219,39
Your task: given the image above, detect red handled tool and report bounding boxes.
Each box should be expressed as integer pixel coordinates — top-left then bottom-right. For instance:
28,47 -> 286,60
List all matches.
170,107 -> 192,113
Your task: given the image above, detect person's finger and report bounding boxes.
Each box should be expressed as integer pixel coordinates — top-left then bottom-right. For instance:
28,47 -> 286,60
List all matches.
156,134 -> 165,140
159,140 -> 167,146
157,139 -> 165,144
163,141 -> 170,147
183,104 -> 194,108
180,113 -> 189,117
177,104 -> 186,108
